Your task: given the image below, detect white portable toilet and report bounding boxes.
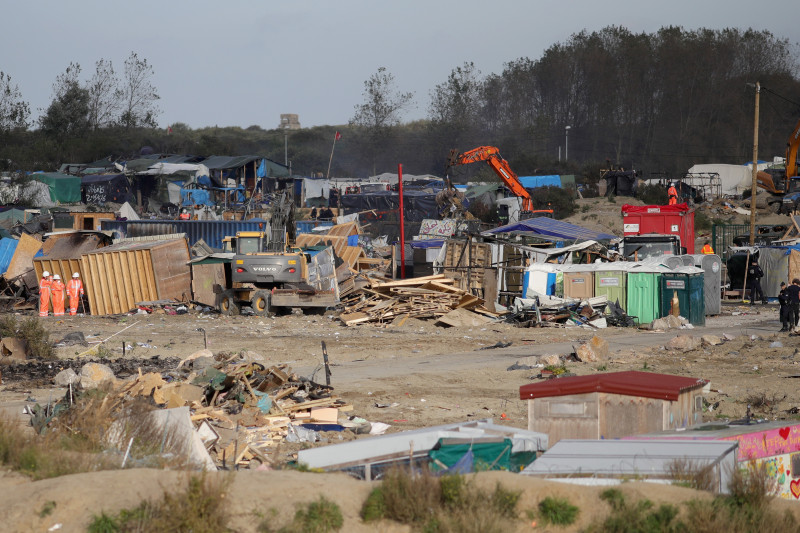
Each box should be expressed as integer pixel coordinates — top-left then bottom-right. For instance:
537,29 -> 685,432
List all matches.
688,254 -> 722,315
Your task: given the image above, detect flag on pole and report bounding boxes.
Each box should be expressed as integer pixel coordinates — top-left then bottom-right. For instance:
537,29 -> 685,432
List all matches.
167,126 -> 173,134
335,131 -> 342,141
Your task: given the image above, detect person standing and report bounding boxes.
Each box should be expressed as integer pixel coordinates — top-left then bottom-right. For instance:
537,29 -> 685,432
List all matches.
67,272 -> 85,316
668,182 -> 678,205
39,270 -> 52,317
701,241 -> 714,254
787,278 -> 800,329
748,258 -> 766,305
779,282 -> 791,331
51,274 -> 66,317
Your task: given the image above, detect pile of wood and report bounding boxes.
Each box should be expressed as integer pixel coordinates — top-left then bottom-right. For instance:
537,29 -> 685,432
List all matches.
338,274 -> 500,327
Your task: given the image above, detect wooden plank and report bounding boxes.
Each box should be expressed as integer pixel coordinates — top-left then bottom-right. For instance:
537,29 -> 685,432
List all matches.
435,308 -> 493,327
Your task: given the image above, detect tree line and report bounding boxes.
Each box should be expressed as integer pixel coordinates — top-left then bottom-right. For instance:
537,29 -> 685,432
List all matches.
1,27 -> 799,188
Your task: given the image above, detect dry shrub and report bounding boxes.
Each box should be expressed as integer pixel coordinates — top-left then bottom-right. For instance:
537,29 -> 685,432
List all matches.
666,457 -> 718,492
89,473 -> 232,532
725,460 -> 776,511
361,468 -> 521,532
0,414 -> 114,480
0,314 -> 54,359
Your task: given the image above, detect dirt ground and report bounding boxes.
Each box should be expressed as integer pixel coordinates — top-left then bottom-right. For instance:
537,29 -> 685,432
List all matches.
1,195 -> 799,531
1,302 -> 800,531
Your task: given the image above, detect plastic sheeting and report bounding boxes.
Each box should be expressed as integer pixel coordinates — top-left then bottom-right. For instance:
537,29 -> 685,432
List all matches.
81,174 -> 131,204
31,172 -> 81,203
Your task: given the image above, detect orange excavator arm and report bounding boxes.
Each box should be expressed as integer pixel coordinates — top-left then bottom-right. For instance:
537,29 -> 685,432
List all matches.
787,117 -> 800,180
446,146 -> 534,211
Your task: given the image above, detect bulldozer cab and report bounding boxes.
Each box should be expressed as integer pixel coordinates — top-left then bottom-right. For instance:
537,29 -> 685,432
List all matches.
235,231 -> 288,254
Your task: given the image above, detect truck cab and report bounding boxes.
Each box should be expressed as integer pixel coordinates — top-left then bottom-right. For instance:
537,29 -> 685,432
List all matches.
620,234 -> 684,261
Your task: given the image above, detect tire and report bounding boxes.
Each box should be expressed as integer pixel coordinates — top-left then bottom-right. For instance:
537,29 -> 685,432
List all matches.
218,290 -> 239,316
251,290 -> 271,316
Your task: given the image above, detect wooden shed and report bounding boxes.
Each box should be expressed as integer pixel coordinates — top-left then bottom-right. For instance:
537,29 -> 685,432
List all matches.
519,371 -> 709,448
70,212 -> 116,231
80,237 -> 191,315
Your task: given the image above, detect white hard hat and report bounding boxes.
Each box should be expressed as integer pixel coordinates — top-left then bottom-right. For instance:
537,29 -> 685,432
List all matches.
53,274 -> 60,280
72,272 -> 80,278
42,271 -> 50,277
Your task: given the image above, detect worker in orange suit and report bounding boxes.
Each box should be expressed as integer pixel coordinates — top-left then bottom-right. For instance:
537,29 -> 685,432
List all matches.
51,274 -> 66,317
668,182 -> 678,205
67,272 -> 85,315
39,270 -> 52,317
701,241 -> 714,254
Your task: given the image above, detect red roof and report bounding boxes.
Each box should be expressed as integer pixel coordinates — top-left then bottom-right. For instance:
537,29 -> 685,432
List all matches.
519,371 -> 708,401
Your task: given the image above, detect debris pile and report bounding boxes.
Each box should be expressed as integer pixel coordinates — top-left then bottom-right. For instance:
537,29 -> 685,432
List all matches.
339,274 -> 498,327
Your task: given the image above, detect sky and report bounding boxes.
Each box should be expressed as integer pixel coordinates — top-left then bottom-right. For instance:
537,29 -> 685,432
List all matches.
2,0 -> 797,131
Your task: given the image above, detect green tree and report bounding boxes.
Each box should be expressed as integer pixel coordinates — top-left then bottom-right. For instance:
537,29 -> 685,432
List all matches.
39,63 -> 91,139
119,52 -> 160,128
350,67 -> 414,174
0,72 -> 30,132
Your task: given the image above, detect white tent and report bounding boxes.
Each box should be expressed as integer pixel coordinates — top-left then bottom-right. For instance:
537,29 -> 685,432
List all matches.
687,162 -> 774,196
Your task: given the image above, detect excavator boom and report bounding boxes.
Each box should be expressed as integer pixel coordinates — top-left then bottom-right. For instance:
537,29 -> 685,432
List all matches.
446,146 -> 534,212
787,117 -> 800,180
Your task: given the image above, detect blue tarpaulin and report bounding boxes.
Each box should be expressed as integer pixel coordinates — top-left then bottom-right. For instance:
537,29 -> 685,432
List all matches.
181,188 -> 213,206
0,238 -> 18,274
518,175 -> 561,189
483,217 -> 616,241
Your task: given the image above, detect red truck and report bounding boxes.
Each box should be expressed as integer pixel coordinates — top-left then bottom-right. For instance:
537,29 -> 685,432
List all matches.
621,203 -> 695,255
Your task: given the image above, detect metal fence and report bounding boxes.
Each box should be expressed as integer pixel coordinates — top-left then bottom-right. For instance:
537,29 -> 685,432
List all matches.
101,219 -> 268,250
711,223 -> 785,261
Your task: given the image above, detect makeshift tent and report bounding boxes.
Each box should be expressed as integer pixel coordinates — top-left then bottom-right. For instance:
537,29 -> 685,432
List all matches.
31,172 -> 82,203
602,170 -> 637,197
686,163 -> 770,196
81,174 -> 131,204
483,217 -> 617,241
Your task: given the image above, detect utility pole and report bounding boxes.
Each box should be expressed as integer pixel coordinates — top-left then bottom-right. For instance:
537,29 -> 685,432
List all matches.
749,82 -> 760,246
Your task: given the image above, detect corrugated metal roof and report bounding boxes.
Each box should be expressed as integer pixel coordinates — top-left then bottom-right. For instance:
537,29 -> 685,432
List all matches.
522,439 -> 737,476
200,155 -> 262,170
519,371 -> 708,401
483,217 -> 616,241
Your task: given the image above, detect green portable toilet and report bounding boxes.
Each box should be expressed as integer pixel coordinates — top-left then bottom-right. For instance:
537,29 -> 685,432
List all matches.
660,267 -> 705,326
684,267 -> 705,326
626,269 -> 663,325
595,266 -> 628,310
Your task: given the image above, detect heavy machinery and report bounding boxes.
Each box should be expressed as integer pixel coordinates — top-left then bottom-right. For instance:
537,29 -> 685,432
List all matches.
755,117 -> 800,212
445,146 -> 553,220
217,190 -> 337,316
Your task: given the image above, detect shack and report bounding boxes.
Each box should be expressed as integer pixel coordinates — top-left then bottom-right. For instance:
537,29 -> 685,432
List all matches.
519,371 -> 709,447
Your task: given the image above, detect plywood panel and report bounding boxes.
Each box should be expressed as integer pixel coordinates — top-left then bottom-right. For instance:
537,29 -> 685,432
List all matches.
5,233 -> 42,280
192,263 -> 226,306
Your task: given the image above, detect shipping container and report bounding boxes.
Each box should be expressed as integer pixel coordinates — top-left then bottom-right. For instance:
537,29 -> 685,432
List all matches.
101,219 -> 269,250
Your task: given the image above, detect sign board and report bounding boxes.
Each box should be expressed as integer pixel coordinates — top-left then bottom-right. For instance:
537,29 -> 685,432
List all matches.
666,280 -> 686,289
624,223 -> 640,232
599,277 -> 620,287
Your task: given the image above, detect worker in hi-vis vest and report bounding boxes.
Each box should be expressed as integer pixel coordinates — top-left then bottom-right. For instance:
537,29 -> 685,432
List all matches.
668,183 -> 678,205
67,272 -> 85,315
701,241 -> 714,254
39,271 -> 52,317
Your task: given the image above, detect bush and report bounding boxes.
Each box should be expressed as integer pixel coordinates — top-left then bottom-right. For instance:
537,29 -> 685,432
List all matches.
537,496 -> 579,526
360,468 -> 522,532
637,183 -> 668,206
87,474 -> 232,533
528,186 -> 576,219
695,210 -> 712,232
291,497 -> 344,533
591,489 -> 683,533
0,314 -> 53,359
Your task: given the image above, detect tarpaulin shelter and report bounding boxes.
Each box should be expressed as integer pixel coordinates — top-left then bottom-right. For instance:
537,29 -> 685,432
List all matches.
483,217 -> 616,242
518,175 -> 562,189
601,170 -> 637,197
31,173 -> 81,203
81,174 -> 131,204
202,155 -> 288,190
